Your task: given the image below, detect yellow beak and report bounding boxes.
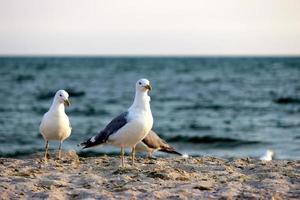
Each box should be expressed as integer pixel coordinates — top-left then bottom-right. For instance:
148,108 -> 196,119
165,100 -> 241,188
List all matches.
144,84 -> 152,91
64,99 -> 71,107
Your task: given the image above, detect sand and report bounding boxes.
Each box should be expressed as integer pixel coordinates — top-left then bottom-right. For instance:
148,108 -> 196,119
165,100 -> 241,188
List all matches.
0,150 -> 299,200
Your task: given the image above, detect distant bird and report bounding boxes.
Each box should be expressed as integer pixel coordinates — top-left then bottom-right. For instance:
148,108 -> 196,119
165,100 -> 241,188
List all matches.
135,130 -> 182,157
80,79 -> 153,167
260,150 -> 274,161
39,90 -> 71,161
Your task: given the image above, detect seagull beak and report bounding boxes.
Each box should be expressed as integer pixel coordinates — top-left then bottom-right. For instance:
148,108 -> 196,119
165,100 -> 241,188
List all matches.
64,99 -> 71,107
144,84 -> 152,91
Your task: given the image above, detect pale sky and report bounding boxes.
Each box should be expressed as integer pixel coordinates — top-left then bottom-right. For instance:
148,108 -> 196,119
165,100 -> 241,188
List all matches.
0,0 -> 300,56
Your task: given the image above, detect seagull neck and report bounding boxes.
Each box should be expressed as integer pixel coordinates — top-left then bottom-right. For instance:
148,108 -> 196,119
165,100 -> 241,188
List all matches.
131,91 -> 150,110
50,100 -> 65,113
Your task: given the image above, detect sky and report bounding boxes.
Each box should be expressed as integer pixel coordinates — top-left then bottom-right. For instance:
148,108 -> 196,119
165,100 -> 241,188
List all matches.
0,0 -> 300,56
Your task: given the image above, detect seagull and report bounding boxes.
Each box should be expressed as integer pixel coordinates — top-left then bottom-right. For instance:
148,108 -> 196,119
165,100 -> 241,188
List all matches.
39,90 -> 71,161
259,150 -> 274,161
135,130 -> 182,157
80,78 -> 153,167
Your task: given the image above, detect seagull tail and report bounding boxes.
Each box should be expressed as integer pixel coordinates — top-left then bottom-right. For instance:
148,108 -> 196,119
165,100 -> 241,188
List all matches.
78,141 -> 89,149
159,147 -> 182,156
78,136 -> 101,149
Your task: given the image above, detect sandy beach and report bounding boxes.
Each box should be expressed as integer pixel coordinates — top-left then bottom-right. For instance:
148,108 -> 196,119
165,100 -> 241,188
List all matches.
0,150 -> 299,199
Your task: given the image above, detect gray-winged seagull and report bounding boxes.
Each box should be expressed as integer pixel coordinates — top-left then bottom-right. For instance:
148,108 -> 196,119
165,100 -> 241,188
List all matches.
80,78 -> 153,167
39,90 -> 71,161
135,130 -> 182,157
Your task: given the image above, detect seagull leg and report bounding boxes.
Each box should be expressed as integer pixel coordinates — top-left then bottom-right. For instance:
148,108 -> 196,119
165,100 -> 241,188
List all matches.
148,151 -> 153,158
147,150 -> 157,160
58,141 -> 62,159
148,150 -> 153,159
44,140 -> 49,161
121,147 -> 125,167
131,145 -> 136,166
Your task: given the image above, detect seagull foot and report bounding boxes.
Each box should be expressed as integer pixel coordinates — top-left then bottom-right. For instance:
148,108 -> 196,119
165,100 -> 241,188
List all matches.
120,164 -> 126,168
147,156 -> 157,160
57,150 -> 63,160
43,153 -> 50,163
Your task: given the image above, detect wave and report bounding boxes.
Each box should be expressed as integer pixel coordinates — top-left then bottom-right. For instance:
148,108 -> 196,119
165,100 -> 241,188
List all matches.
175,104 -> 224,111
70,107 -> 110,116
0,148 -> 42,158
166,135 -> 262,147
273,97 -> 300,104
0,149 -> 120,158
174,103 -> 274,112
14,74 -> 35,82
189,123 -> 212,130
36,88 -> 85,100
294,135 -> 300,140
31,105 -> 110,116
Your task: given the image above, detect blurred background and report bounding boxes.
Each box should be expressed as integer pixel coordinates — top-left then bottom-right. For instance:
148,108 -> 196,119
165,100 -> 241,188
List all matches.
0,0 -> 299,159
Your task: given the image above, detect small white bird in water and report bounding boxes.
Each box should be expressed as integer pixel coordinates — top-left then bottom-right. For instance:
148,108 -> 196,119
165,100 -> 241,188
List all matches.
80,79 -> 153,167
40,90 -> 71,161
135,130 -> 182,157
260,150 -> 274,161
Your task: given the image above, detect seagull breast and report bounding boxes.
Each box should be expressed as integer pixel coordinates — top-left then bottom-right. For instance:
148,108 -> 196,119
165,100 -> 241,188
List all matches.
40,111 -> 71,141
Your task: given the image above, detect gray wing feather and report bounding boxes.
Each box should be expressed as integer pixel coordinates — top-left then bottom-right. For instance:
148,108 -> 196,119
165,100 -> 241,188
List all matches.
142,130 -> 166,149
81,111 -> 128,149
142,130 -> 182,156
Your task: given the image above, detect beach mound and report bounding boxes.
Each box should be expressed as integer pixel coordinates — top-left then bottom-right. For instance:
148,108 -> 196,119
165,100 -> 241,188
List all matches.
0,150 -> 299,199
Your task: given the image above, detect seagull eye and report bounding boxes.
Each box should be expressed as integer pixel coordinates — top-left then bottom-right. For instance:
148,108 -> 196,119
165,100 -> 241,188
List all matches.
59,94 -> 62,97
139,82 -> 141,85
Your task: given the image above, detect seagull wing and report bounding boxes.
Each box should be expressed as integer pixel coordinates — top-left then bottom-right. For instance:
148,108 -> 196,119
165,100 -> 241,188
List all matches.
80,112 -> 128,149
142,130 -> 182,156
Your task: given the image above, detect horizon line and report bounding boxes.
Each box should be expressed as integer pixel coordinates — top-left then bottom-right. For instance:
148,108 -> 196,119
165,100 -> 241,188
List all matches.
0,53 -> 300,58
0,53 -> 300,57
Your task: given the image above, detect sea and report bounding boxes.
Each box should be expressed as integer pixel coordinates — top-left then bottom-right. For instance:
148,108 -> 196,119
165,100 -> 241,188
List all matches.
0,57 -> 299,160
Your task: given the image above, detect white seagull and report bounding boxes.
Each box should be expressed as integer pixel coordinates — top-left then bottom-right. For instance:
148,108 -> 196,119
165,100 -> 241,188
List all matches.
39,90 -> 71,161
259,149 -> 274,161
135,130 -> 182,157
80,79 -> 153,167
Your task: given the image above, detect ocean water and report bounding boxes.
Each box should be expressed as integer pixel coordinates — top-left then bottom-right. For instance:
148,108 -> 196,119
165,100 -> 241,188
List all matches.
0,57 -> 300,159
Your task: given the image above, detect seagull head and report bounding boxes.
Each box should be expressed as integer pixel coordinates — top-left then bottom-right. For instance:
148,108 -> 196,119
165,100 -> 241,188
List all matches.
136,78 -> 152,92
55,90 -> 71,107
